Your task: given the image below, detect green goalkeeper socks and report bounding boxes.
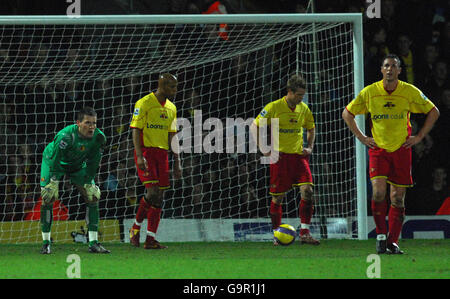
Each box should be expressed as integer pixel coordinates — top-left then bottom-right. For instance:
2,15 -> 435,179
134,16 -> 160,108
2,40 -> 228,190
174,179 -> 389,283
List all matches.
40,204 -> 53,234
86,203 -> 99,245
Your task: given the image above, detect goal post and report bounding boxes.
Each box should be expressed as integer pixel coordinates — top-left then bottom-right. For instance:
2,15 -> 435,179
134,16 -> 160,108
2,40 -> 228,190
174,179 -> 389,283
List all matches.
0,13 -> 367,243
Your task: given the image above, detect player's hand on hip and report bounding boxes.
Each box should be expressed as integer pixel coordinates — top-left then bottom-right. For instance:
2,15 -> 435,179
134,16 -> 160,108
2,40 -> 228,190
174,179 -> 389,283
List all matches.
137,156 -> 148,171
84,184 -> 101,202
359,136 -> 377,149
41,178 -> 59,203
402,135 -> 421,149
302,147 -> 313,156
262,150 -> 279,164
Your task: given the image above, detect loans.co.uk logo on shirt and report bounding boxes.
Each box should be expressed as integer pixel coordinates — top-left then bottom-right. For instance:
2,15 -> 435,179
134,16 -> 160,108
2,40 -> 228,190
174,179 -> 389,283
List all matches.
147,123 -> 168,130
371,113 -> 405,120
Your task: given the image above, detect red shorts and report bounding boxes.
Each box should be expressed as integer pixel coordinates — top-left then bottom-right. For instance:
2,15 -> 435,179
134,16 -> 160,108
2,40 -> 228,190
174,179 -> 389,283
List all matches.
270,153 -> 313,195
369,146 -> 413,187
134,147 -> 170,189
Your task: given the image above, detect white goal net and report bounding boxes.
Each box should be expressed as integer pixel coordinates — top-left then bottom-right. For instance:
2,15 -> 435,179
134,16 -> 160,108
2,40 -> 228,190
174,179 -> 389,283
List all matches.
0,14 -> 364,243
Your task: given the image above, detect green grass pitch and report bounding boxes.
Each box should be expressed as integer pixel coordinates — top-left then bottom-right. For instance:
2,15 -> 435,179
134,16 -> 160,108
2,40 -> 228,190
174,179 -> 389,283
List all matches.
0,239 -> 448,279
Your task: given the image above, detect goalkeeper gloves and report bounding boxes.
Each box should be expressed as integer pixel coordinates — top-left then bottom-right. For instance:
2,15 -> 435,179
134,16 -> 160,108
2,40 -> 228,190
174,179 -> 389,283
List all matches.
41,178 -> 59,203
84,184 -> 101,202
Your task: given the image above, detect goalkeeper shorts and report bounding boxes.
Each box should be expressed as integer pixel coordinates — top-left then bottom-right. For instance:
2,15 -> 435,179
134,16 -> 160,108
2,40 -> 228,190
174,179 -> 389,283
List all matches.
134,147 -> 170,189
269,152 -> 313,195
40,159 -> 93,187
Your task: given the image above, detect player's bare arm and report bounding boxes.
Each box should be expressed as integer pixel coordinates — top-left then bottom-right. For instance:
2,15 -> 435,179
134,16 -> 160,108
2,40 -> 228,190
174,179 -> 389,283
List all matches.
169,132 -> 182,179
132,127 -> 147,171
303,127 -> 315,156
342,108 -> 377,149
403,106 -> 440,148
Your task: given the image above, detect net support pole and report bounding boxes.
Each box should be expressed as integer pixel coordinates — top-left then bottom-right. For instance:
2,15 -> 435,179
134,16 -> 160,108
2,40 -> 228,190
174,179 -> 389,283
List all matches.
352,14 -> 367,240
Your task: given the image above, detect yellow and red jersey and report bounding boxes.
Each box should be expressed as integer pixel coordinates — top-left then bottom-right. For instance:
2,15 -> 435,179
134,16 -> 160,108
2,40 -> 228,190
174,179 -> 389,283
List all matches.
346,80 -> 435,152
254,96 -> 315,154
130,92 -> 177,150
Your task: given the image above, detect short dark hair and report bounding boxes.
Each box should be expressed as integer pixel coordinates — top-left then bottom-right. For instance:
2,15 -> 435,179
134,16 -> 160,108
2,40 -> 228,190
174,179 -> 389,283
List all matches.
77,106 -> 97,121
287,74 -> 307,92
382,53 -> 401,67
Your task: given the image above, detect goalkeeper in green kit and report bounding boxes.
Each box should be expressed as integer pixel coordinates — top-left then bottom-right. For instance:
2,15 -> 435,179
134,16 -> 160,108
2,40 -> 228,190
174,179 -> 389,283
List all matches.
39,107 -> 110,254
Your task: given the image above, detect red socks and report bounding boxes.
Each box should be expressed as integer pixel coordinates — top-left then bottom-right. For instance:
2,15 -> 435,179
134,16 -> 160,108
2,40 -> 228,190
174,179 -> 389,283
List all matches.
387,206 -> 405,244
372,200 -> 405,243
133,197 -> 150,229
299,199 -> 313,224
371,200 -> 388,235
270,201 -> 282,229
133,198 -> 162,241
270,199 -> 315,235
299,199 -> 313,235
147,206 -> 162,240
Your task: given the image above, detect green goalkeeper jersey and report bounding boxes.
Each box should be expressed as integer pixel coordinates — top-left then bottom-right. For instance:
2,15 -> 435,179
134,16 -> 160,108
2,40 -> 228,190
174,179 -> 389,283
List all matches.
42,124 -> 106,182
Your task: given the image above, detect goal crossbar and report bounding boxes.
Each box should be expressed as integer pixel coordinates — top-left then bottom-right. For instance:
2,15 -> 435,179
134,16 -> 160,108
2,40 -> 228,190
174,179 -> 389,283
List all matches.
0,13 -> 362,25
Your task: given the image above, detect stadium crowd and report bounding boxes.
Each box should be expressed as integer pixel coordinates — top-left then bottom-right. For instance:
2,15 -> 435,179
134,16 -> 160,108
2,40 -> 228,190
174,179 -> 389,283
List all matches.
0,0 -> 448,222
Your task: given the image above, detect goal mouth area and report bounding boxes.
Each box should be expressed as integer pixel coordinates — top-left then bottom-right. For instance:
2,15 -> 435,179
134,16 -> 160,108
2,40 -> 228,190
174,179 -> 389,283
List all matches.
0,13 -> 367,242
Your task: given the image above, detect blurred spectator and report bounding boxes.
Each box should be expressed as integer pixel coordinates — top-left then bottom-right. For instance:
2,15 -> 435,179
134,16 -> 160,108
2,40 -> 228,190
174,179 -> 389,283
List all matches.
120,76 -> 143,113
0,103 -> 16,157
410,137 -> 435,190
408,167 -> 449,215
17,143 -> 37,185
379,0 -> 401,45
429,88 -> 450,161
182,88 -> 203,119
105,105 -> 130,157
415,43 -> 440,89
365,26 -> 389,84
133,0 -> 171,14
431,21 -> 446,46
201,1 -> 232,41
169,0 -> 201,14
237,164 -> 258,218
394,34 -> 415,84
441,21 -> 450,62
102,161 -> 139,219
191,166 -> 219,218
424,60 -> 449,107
182,154 -> 202,187
216,156 -> 239,217
1,155 -> 36,221
62,80 -> 83,121
92,78 -> 116,126
0,46 -> 10,61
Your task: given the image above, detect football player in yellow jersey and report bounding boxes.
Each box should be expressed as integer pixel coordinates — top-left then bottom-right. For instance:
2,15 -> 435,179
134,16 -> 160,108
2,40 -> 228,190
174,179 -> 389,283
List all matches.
251,74 -> 319,246
129,73 -> 182,249
343,54 -> 440,254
